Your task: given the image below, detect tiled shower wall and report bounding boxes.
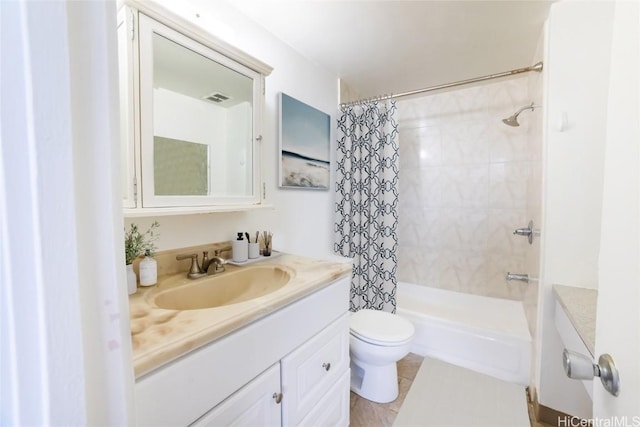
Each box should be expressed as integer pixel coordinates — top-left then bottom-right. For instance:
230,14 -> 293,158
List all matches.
397,75 -> 542,304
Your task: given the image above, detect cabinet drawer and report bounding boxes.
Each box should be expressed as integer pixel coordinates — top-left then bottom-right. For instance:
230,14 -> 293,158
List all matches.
298,370 -> 350,427
281,313 -> 350,426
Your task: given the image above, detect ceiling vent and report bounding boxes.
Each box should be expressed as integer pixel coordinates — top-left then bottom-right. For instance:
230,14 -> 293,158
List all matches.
203,91 -> 231,103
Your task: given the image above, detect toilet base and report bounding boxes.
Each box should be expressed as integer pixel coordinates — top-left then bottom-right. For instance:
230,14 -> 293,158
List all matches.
350,357 -> 399,403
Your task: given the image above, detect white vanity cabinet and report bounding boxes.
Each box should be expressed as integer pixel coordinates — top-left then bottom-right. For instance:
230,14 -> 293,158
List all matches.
134,275 -> 350,426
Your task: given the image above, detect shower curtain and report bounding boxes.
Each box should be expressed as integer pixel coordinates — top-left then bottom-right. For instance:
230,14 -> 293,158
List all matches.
334,100 -> 399,313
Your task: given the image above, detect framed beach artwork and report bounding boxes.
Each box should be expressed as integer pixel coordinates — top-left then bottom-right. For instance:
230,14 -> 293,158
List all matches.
279,93 -> 330,190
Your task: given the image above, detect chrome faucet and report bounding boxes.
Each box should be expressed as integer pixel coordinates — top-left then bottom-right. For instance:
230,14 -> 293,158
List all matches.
506,272 -> 529,283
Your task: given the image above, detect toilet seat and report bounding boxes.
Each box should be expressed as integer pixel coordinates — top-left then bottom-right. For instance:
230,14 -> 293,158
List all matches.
350,309 -> 415,347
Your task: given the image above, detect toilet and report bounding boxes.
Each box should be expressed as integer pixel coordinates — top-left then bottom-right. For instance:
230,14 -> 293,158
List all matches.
349,309 -> 415,403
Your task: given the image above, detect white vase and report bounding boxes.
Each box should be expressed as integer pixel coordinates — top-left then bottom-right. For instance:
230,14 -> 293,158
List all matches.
126,263 -> 137,295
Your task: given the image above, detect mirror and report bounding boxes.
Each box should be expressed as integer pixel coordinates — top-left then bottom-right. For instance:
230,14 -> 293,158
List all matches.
119,6 -> 271,212
150,31 -> 254,200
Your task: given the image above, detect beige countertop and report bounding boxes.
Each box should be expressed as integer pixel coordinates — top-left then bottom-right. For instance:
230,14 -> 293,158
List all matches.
129,253 -> 352,378
553,284 -> 598,355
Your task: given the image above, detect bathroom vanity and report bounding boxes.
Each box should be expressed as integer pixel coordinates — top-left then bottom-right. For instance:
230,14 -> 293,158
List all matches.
553,284 -> 598,399
130,253 -> 352,426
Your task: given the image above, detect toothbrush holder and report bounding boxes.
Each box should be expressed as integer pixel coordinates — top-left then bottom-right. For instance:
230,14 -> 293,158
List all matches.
248,242 -> 260,259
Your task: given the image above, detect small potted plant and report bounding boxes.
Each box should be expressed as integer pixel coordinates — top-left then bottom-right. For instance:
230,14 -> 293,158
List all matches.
124,221 -> 159,294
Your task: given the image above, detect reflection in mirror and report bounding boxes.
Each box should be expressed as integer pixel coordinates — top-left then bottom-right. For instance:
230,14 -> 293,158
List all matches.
154,137 -> 208,195
151,32 -> 254,198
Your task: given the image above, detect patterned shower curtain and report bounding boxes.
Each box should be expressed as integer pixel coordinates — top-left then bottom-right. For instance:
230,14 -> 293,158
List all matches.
334,100 -> 399,313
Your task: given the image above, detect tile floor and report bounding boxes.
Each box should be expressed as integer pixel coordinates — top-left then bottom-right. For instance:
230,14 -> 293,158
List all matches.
349,353 -> 552,427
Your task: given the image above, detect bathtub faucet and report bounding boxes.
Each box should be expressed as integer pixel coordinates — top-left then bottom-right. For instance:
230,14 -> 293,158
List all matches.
506,272 -> 529,283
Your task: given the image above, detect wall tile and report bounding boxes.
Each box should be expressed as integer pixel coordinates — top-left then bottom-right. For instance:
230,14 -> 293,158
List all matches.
440,122 -> 491,165
439,251 -> 487,294
486,209 -> 529,256
397,75 -> 541,305
489,122 -> 531,163
399,126 -> 442,168
399,167 -> 442,209
439,165 -> 489,209
488,162 -> 531,209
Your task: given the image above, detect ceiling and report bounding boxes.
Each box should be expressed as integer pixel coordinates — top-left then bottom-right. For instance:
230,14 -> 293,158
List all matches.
222,0 -> 552,101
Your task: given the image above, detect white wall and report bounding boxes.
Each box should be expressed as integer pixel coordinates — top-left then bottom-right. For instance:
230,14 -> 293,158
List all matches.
535,0 -> 615,418
541,1 -> 614,290
125,0 -> 339,259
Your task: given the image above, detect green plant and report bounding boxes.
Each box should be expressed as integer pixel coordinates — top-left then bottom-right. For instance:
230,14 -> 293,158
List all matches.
124,221 -> 159,265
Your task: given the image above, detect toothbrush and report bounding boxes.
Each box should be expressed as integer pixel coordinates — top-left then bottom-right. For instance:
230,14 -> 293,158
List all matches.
245,232 -> 251,243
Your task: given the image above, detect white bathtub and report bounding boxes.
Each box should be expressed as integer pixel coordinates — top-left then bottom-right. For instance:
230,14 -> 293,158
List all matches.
397,282 -> 532,386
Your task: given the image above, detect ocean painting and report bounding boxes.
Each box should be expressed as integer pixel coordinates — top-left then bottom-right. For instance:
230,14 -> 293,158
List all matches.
279,93 -> 330,189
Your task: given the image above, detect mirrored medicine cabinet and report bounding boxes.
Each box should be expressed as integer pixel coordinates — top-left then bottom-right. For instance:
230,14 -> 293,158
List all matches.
117,1 -> 273,216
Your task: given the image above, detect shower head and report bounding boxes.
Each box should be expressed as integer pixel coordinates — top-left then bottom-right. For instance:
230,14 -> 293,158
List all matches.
502,102 -> 541,127
502,115 -> 521,127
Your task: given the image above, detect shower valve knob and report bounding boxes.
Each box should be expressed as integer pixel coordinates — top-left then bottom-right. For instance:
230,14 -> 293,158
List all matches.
513,228 -> 532,236
513,220 -> 535,244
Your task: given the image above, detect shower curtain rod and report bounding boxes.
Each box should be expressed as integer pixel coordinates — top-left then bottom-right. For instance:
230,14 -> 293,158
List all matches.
340,61 -> 543,108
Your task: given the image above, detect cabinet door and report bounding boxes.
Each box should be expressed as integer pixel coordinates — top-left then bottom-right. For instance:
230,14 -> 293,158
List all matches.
137,13 -> 263,208
191,364 -> 281,427
298,370 -> 350,427
281,313 -> 350,426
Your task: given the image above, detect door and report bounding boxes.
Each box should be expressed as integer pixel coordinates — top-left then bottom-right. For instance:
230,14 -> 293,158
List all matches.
593,0 -> 639,419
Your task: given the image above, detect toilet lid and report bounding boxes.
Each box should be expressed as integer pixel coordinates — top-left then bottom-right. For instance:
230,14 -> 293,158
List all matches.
350,309 -> 415,346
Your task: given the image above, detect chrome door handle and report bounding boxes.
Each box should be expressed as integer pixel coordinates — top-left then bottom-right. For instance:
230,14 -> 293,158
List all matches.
562,349 -> 620,396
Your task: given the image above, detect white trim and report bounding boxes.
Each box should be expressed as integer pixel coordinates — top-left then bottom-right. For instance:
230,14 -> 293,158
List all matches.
123,0 -> 273,76
123,203 -> 274,218
117,7 -> 138,208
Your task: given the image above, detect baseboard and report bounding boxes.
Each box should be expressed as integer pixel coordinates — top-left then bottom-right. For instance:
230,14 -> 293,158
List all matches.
527,387 -> 589,427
